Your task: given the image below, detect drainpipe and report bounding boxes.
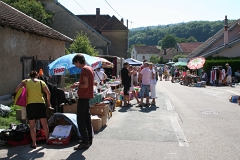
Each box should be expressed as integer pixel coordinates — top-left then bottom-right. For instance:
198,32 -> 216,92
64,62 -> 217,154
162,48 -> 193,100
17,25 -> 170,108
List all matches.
107,41 -> 111,55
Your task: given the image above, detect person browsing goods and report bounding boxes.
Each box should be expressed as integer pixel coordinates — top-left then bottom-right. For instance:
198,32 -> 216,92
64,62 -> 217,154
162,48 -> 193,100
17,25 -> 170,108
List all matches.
14,70 -> 51,149
71,54 -> 94,150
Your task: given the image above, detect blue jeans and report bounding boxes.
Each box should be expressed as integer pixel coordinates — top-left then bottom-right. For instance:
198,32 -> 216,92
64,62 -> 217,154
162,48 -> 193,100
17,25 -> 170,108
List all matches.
140,85 -> 150,98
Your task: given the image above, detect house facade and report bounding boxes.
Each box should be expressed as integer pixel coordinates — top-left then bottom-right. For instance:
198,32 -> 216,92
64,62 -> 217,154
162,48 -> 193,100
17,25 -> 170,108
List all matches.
41,0 -> 128,58
40,0 -> 110,55
77,10 -> 128,58
188,16 -> 240,58
131,46 -> 160,62
0,2 -> 72,96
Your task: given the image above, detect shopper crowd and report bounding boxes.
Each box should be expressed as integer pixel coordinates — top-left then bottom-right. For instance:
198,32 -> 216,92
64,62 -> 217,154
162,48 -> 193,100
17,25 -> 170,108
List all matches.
120,60 -> 158,107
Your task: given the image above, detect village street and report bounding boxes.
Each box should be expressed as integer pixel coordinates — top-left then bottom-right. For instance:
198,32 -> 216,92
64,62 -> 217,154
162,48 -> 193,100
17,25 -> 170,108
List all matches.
1,81 -> 240,160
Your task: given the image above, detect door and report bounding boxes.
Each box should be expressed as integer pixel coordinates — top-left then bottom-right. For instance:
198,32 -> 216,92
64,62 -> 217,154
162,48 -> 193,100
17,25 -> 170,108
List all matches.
22,56 -> 34,79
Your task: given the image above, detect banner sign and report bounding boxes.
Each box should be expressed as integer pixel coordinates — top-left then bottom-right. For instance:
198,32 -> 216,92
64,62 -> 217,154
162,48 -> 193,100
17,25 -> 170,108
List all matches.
49,63 -> 68,75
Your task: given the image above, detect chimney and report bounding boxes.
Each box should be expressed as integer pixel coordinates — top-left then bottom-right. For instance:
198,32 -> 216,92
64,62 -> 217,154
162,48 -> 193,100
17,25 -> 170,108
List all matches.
121,18 -> 124,24
96,8 -> 100,31
224,15 -> 229,45
164,49 -> 167,55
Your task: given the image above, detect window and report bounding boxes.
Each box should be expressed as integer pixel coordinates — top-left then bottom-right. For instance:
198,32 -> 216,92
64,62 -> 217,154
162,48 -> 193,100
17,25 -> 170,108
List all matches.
143,56 -> 145,59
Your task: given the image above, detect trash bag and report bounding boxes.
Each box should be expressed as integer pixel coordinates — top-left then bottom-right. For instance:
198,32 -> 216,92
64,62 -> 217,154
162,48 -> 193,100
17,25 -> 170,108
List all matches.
0,104 -> 11,116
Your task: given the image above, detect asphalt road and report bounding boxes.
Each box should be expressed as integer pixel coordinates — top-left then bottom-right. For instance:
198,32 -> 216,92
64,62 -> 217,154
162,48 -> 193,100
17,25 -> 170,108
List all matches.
1,81 -> 240,160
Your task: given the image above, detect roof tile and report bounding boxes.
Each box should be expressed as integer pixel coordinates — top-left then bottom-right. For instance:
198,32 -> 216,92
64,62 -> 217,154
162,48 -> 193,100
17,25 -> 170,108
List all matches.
0,1 -> 72,42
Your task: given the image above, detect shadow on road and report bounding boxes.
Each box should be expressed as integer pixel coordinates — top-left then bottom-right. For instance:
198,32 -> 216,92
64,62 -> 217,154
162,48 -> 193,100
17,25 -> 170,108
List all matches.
139,104 -> 159,113
117,106 -> 132,112
66,150 -> 86,160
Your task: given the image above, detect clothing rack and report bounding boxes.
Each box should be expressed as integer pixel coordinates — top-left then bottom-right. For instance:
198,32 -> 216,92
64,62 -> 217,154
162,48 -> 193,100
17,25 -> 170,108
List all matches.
210,66 -> 225,86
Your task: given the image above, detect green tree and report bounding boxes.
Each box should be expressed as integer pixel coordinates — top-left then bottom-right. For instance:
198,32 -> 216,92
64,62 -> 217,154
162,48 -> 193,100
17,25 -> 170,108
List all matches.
161,34 -> 176,49
149,55 -> 160,64
187,36 -> 197,42
69,31 -> 98,56
172,54 -> 187,62
2,0 -> 54,26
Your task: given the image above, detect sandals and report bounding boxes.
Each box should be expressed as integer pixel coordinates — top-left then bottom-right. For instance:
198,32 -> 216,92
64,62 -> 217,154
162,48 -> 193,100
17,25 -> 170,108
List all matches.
144,103 -> 150,107
74,143 -> 89,150
151,102 -> 156,105
137,103 -> 143,107
30,144 -> 37,149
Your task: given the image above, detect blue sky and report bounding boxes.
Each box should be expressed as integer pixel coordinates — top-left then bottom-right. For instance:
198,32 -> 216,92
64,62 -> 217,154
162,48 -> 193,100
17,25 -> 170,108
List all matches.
58,0 -> 240,29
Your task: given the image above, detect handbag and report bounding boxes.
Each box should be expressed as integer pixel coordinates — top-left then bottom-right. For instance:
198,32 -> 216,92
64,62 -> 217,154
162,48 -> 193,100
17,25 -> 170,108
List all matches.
15,81 -> 27,107
40,81 -> 55,118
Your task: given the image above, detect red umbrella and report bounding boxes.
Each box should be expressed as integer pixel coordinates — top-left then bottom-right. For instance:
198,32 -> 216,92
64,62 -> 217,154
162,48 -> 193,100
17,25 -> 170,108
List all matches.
187,56 -> 206,69
97,57 -> 114,68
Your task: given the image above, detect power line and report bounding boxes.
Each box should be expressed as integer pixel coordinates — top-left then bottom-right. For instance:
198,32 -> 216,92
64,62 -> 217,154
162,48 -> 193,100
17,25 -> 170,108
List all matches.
105,0 -> 122,18
104,1 -> 142,28
73,0 -> 88,13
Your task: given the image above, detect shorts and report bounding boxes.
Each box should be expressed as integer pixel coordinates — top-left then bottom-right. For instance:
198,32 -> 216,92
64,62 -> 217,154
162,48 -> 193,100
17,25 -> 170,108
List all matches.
227,75 -> 232,83
140,85 -> 150,98
123,85 -> 130,95
26,103 -> 46,120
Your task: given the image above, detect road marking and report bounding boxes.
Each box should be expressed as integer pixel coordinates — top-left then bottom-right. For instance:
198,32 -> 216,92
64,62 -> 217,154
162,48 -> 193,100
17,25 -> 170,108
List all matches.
170,117 -> 189,147
224,89 -> 240,95
165,99 -> 173,111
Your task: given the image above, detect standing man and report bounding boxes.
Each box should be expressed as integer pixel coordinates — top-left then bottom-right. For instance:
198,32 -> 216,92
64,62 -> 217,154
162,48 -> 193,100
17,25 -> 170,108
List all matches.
121,62 -> 131,106
71,54 -> 94,150
158,67 -> 163,81
170,65 -> 175,82
225,63 -> 232,87
138,62 -> 151,107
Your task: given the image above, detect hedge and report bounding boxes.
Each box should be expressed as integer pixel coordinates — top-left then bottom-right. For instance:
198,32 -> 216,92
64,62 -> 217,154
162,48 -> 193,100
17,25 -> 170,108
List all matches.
203,59 -> 240,76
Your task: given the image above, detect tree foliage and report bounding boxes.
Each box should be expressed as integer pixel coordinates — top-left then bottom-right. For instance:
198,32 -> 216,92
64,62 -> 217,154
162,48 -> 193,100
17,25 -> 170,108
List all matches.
172,54 -> 187,62
161,34 -> 176,49
69,31 -> 98,56
2,0 -> 54,26
149,55 -> 160,64
129,20 -> 235,47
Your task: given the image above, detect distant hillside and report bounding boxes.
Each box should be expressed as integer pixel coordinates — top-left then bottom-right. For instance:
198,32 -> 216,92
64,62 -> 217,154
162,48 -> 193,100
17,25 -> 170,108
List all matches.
129,20 -> 236,47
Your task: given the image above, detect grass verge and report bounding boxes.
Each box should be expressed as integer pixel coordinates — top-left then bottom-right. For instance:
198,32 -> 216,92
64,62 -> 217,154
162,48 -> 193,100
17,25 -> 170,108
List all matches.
0,104 -> 22,129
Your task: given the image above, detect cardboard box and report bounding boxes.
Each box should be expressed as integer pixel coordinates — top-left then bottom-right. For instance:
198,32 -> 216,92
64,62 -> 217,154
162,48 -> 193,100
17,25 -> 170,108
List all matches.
91,117 -> 102,132
90,104 -> 109,116
16,109 -> 22,120
48,132 -> 72,145
16,108 -> 27,120
100,115 -> 108,126
63,103 -> 77,114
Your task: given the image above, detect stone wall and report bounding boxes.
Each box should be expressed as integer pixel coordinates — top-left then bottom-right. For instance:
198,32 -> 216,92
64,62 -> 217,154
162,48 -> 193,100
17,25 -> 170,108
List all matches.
0,27 -> 65,96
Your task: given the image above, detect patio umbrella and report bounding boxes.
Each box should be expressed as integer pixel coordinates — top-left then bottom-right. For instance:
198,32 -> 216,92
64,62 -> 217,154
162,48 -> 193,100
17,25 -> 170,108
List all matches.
173,61 -> 187,66
166,61 -> 175,65
125,58 -> 142,66
96,57 -> 114,68
187,56 -> 206,69
48,53 -> 101,75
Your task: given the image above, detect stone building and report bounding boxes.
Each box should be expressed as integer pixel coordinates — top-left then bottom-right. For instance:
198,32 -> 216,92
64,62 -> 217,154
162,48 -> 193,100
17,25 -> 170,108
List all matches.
0,1 -> 72,96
